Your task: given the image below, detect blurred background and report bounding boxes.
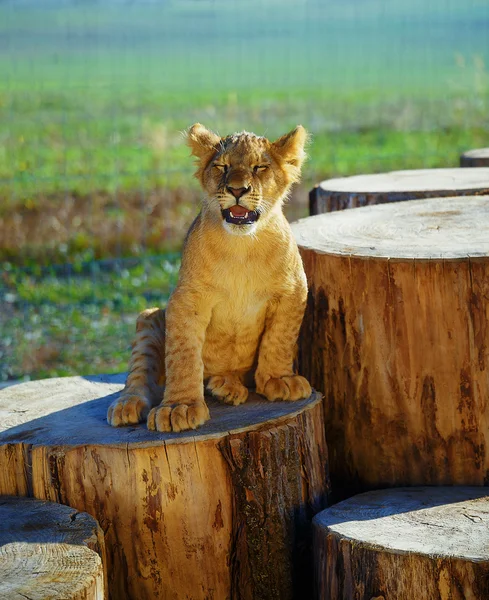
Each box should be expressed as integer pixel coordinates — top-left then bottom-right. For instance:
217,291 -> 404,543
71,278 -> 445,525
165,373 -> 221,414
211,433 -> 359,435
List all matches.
1,0 -> 488,383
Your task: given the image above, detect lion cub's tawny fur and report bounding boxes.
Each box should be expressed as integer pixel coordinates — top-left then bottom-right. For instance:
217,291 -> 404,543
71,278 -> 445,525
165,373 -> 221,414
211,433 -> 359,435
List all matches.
107,124 -> 312,432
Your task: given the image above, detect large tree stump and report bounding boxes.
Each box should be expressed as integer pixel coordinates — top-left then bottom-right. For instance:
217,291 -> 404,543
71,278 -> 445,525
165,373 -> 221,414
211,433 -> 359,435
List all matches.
292,195 -> 489,499
313,487 -> 489,600
460,148 -> 489,167
0,374 -> 329,600
309,167 -> 489,214
0,495 -> 106,600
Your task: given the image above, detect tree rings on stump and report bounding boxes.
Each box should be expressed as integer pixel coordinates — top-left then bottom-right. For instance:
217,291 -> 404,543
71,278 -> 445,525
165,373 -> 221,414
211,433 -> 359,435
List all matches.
293,196 -> 489,499
460,148 -> 489,168
309,167 -> 489,214
313,487 -> 489,600
0,374 -> 329,600
0,495 -> 106,600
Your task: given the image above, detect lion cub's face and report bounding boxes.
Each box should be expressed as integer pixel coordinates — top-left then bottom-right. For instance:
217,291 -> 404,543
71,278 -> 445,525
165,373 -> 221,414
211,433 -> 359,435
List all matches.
187,124 -> 307,236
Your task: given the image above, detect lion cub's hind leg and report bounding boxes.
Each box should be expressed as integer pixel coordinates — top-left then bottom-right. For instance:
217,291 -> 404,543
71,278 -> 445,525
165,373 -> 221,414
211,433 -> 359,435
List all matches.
107,308 -> 166,427
206,373 -> 249,406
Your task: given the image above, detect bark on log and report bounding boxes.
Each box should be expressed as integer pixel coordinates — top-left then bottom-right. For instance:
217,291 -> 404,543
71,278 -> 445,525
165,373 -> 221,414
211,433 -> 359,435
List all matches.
460,148 -> 489,167
293,196 -> 489,499
0,495 -> 106,600
0,374 -> 329,600
309,167 -> 489,214
313,487 -> 489,600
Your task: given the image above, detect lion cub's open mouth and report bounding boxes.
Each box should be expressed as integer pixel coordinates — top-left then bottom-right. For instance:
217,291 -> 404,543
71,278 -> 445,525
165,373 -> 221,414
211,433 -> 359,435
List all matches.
221,205 -> 259,225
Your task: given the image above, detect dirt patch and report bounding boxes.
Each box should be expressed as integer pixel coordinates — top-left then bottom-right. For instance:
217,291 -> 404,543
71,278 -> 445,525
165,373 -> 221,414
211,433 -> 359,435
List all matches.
0,187 -> 199,265
0,186 -> 309,266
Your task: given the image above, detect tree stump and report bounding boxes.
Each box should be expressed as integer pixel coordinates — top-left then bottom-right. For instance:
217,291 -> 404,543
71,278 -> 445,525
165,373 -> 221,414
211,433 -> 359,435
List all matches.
0,495 -> 106,600
309,167 -> 489,214
292,195 -> 489,499
313,487 -> 489,600
460,148 -> 489,168
0,374 -> 329,600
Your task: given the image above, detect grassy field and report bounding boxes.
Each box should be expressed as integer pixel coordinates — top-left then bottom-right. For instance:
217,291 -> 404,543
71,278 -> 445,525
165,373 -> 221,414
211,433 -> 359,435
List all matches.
1,0 -> 488,381
1,0 -> 488,215
1,255 -> 180,381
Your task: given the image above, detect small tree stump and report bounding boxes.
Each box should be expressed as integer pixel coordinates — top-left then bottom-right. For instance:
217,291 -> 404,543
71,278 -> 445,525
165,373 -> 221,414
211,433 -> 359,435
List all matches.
309,167 -> 489,214
0,495 -> 106,600
293,196 -> 489,499
460,148 -> 489,167
313,487 -> 489,600
0,374 -> 329,600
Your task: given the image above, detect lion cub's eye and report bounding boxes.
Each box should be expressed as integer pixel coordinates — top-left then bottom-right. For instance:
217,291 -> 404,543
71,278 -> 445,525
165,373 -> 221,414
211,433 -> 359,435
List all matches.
253,165 -> 269,174
213,164 -> 228,173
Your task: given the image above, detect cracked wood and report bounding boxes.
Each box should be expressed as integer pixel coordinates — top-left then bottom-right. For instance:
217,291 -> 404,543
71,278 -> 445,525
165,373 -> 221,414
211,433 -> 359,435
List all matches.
0,375 -> 329,600
313,487 -> 489,599
0,495 -> 106,600
294,196 -> 489,499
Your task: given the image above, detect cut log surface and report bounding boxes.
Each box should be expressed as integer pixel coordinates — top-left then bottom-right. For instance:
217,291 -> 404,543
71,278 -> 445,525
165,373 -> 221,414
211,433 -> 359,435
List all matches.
292,196 -> 489,498
313,487 -> 489,600
0,495 -> 106,600
0,374 -> 329,600
461,148 -> 489,168
309,167 -> 489,214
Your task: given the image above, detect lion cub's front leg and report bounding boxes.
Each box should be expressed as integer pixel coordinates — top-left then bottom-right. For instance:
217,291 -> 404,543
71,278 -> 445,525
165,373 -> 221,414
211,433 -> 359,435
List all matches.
255,287 -> 312,402
147,290 -> 212,432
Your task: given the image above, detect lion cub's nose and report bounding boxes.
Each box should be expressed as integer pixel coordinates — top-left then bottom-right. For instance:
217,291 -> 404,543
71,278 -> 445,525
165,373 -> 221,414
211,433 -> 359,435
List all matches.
226,186 -> 250,200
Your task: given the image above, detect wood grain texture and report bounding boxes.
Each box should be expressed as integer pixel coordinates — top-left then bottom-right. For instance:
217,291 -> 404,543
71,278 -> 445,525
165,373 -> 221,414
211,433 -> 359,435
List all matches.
309,167 -> 489,214
461,148 -> 489,168
0,374 -> 329,600
313,487 -> 489,600
0,495 -> 106,600
293,196 -> 489,499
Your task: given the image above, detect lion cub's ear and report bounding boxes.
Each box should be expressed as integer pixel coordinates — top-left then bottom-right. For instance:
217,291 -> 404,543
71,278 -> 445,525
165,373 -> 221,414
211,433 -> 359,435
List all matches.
272,125 -> 308,169
187,123 -> 221,159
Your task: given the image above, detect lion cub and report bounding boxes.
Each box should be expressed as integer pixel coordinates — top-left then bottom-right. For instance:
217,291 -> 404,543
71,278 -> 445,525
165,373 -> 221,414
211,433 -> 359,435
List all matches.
107,123 -> 312,432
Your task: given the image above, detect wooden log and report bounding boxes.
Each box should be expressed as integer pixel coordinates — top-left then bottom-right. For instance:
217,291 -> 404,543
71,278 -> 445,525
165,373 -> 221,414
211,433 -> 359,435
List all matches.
313,487 -> 489,600
309,167 -> 489,214
460,148 -> 489,167
292,196 -> 489,499
0,495 -> 106,600
0,374 -> 329,600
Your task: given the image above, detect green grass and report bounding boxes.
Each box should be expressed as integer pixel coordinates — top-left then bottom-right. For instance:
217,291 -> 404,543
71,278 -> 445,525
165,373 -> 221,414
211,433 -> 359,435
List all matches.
0,256 -> 180,381
1,0 -> 488,380
1,0 -> 488,210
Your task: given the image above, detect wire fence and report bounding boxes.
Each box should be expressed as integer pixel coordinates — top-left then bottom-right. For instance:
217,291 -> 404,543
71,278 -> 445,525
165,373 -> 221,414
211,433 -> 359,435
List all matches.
1,0 -> 488,382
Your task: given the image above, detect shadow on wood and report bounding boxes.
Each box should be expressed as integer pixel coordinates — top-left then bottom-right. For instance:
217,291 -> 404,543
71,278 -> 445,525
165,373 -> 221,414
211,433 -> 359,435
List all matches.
294,196 -> 489,500
460,148 -> 489,167
0,495 -> 106,600
0,374 -> 329,600
309,167 -> 489,214
313,487 -> 489,599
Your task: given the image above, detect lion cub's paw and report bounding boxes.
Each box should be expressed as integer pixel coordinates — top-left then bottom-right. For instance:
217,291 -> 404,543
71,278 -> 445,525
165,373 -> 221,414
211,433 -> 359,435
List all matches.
107,391 -> 152,427
261,375 -> 312,402
147,401 -> 210,432
206,375 -> 249,406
